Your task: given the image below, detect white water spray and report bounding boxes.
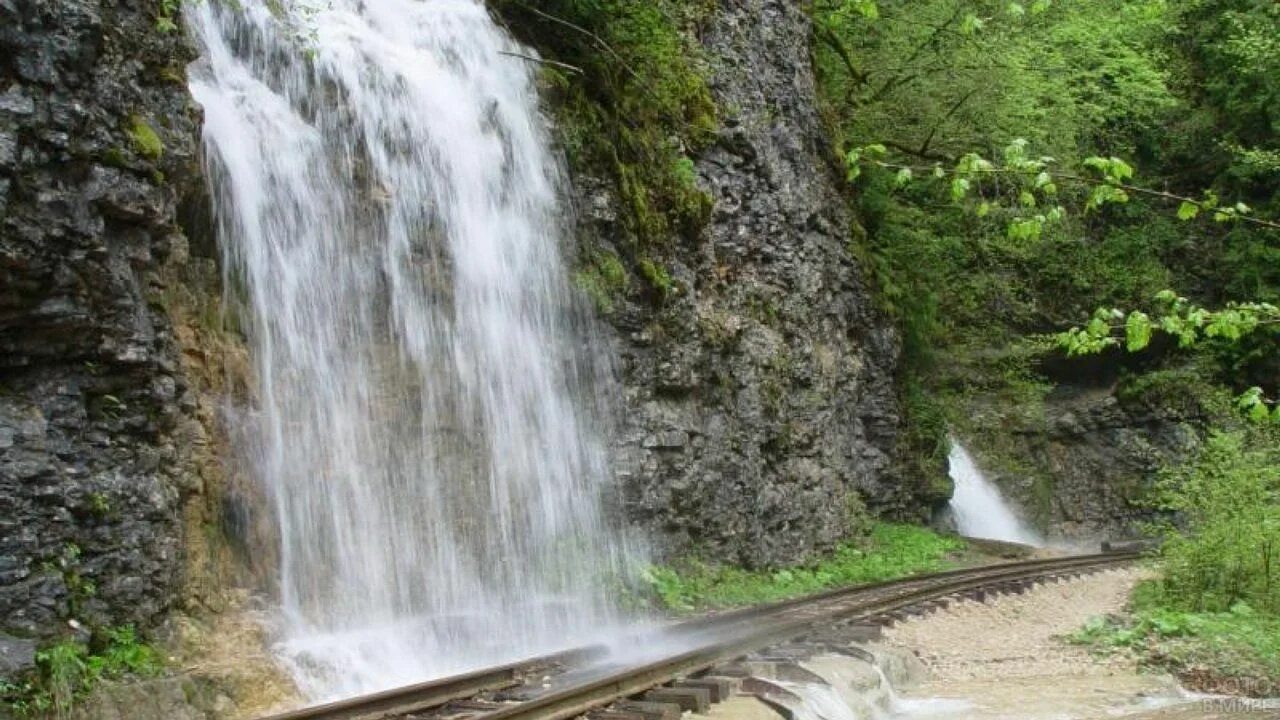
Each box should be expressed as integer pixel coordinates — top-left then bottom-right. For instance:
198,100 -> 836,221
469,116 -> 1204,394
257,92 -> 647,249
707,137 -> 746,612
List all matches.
187,0 -> 640,699
947,442 -> 1041,546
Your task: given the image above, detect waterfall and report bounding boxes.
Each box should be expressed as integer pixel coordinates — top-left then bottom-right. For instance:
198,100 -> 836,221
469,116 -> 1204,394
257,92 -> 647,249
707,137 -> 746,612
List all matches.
186,0 -> 640,699
947,442 -> 1041,546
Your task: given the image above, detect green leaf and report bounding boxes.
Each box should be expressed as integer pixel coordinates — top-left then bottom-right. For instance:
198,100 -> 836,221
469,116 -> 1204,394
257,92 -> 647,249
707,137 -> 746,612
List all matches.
950,178 -> 970,202
1108,157 -> 1134,181
1176,202 -> 1200,221
1019,190 -> 1036,207
975,201 -> 991,217
1125,311 -> 1152,352
960,13 -> 984,34
894,167 -> 913,187
845,149 -> 862,182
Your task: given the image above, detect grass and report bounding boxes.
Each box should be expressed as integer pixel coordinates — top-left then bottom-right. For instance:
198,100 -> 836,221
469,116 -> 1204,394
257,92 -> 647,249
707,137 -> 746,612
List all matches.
0,626 -> 164,717
642,523 -> 966,613
1071,579 -> 1280,697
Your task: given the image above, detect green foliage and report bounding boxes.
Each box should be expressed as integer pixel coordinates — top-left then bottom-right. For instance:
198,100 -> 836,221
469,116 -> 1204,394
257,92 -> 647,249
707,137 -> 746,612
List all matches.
1147,431 -> 1280,614
493,0 -> 715,249
574,252 -> 628,314
641,523 -> 965,612
1057,292 -> 1280,422
126,115 -> 163,161
1,627 -> 164,716
1072,581 -> 1280,695
637,258 -> 673,299
155,0 -> 180,33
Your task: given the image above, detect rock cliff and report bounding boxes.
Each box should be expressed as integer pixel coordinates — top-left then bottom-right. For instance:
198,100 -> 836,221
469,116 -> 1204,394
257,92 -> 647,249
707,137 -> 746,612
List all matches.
566,0 -> 916,568
0,0 -> 211,668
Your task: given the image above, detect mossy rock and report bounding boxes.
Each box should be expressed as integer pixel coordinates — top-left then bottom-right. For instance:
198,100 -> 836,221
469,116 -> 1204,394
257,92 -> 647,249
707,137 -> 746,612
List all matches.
127,115 -> 163,161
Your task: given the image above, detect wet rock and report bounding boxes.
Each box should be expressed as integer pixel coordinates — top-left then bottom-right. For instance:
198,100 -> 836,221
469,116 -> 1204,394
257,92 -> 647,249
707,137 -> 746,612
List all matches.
0,632 -> 36,675
960,386 -> 1206,541
0,0 -> 205,658
571,0 -> 910,568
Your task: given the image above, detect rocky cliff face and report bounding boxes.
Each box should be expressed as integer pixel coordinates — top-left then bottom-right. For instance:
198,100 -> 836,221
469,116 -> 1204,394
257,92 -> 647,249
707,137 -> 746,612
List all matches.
0,0 -> 209,669
956,377 -> 1210,542
573,0 -> 913,568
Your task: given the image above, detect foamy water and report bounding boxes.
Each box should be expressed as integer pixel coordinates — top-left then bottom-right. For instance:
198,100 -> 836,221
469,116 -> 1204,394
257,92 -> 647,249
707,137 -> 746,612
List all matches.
187,0 -> 642,700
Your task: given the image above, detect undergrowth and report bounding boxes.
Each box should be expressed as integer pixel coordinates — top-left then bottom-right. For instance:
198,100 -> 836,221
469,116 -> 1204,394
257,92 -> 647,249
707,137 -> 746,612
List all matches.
1071,580 -> 1280,697
642,523 -> 965,612
0,626 -> 164,717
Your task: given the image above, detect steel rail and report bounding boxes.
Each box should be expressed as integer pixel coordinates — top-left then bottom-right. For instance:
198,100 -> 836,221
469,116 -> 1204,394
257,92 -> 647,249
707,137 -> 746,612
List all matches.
257,551 -> 1139,720
469,552 -> 1139,720
257,646 -> 606,720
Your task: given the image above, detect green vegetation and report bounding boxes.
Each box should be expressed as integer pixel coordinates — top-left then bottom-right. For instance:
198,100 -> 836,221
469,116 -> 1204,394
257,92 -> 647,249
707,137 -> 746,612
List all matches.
1072,581 -> 1280,696
642,523 -> 965,612
491,0 -> 715,305
0,627 -> 164,717
1149,431 -> 1280,615
812,0 -> 1279,439
155,0 -> 180,33
574,252 -> 628,314
813,0 -> 1279,691
126,115 -> 164,161
1065,426 -> 1280,692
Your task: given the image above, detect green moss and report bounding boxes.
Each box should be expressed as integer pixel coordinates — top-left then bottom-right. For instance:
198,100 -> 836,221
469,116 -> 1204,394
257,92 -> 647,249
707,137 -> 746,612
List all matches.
126,115 -> 163,161
574,251 -> 629,314
638,257 -> 673,299
642,523 -> 965,612
493,0 -> 717,249
102,147 -> 129,168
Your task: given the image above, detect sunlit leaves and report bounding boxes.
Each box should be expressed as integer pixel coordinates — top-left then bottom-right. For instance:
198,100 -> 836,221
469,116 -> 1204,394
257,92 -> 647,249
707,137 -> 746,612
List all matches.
851,0 -> 878,19
960,13 -> 985,35
1083,155 -> 1134,183
1125,311 -> 1152,351
1235,388 -> 1275,424
1058,293 -> 1280,422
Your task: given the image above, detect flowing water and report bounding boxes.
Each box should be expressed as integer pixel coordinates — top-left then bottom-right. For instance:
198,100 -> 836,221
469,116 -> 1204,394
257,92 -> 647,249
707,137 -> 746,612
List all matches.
947,442 -> 1041,546
187,0 -> 640,699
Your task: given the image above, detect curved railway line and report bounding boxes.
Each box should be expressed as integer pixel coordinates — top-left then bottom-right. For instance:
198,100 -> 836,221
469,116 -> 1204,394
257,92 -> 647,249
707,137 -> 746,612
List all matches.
260,551 -> 1140,720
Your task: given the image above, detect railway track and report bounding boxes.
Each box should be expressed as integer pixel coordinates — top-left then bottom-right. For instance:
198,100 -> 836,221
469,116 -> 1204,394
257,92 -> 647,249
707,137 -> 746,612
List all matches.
259,551 -> 1139,720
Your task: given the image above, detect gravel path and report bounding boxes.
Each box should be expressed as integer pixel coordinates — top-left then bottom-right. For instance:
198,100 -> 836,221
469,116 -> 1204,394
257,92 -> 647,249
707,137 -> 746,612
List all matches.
873,566 -> 1279,718
883,566 -> 1148,681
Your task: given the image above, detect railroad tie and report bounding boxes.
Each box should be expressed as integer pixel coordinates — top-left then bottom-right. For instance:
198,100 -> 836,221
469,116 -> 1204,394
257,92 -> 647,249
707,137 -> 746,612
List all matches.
642,686 -> 711,713
612,700 -> 684,720
674,677 -> 738,703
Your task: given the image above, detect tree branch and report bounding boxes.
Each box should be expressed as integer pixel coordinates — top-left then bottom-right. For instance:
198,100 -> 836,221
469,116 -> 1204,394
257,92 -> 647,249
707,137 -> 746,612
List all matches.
867,160 -> 1280,230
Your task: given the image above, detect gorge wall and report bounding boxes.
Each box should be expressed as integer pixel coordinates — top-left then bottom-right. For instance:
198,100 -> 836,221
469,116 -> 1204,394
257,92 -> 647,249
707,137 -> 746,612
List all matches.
0,0 -> 237,675
569,0 -> 915,568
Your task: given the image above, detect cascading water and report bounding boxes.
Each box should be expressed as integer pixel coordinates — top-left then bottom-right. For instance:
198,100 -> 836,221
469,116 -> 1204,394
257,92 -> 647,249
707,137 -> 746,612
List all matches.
187,0 -> 640,699
947,442 -> 1041,546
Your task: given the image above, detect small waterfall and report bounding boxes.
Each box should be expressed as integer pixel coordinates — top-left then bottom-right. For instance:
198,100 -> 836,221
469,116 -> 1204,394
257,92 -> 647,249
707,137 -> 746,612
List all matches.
947,442 -> 1041,546
187,0 -> 640,699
